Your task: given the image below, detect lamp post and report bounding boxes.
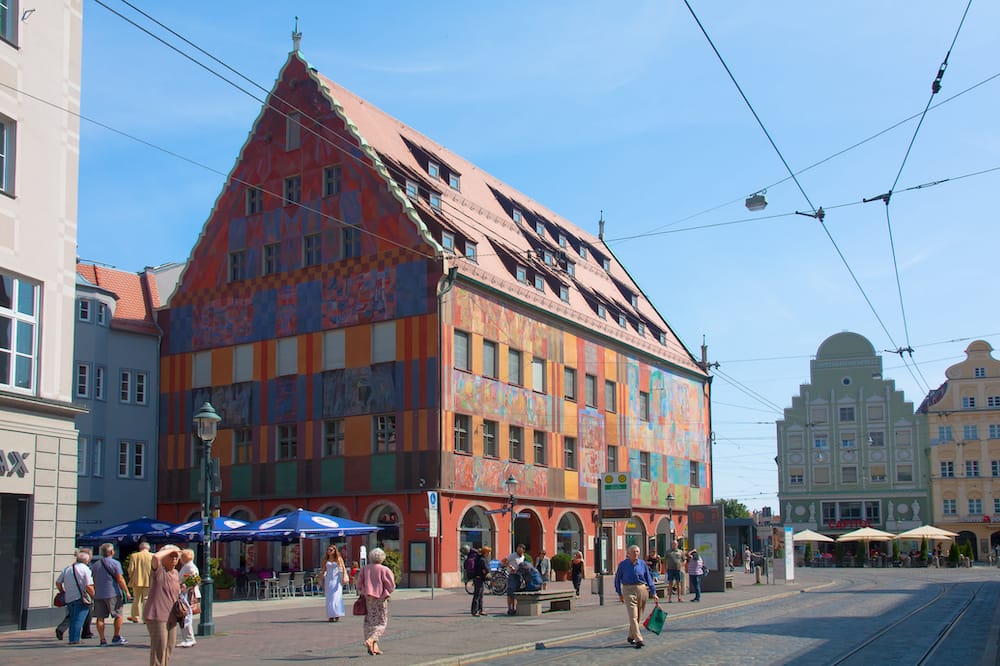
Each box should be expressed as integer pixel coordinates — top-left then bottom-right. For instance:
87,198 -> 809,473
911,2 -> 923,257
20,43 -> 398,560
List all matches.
667,493 -> 676,543
193,401 -> 221,637
505,474 -> 518,555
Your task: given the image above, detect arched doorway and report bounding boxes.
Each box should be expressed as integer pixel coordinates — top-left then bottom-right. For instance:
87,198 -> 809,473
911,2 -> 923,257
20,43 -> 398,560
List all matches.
625,516 -> 647,550
957,530 -> 979,560
366,503 -> 402,560
555,512 -> 584,557
512,508 -> 542,559
459,506 -> 495,553
653,517 -> 671,558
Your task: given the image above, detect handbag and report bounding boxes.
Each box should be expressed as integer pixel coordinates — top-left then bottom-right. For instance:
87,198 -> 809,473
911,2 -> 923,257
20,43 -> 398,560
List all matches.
190,599 -> 201,615
642,605 -> 667,635
352,595 -> 367,616
53,591 -> 66,607
171,598 -> 188,625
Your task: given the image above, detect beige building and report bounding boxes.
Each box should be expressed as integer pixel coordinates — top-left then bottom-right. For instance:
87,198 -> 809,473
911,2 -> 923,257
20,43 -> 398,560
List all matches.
0,0 -> 85,630
920,340 -> 1000,561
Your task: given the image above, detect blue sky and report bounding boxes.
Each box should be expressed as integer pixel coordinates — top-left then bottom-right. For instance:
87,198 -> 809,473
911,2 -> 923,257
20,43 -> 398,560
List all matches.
76,1 -> 1000,512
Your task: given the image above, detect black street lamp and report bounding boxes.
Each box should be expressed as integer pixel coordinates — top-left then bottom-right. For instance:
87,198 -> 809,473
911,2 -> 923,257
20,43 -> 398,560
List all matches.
193,401 -> 221,637
667,493 -> 676,542
505,474 -> 518,554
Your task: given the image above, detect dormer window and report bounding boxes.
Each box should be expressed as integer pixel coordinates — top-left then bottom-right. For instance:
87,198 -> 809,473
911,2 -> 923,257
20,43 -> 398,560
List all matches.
638,322 -> 645,335
428,161 -> 440,179
658,332 -> 667,345
559,285 -> 569,302
535,221 -> 545,236
405,180 -> 418,199
449,173 -> 461,191
442,232 -> 455,251
559,234 -> 567,248
602,258 -> 611,271
630,294 -> 639,308
567,262 -> 575,277
543,251 -> 554,266
580,245 -> 588,259
430,192 -> 442,210
618,314 -> 627,328
513,209 -> 523,224
516,266 -> 527,283
534,275 -> 544,291
465,242 -> 478,261
597,304 -> 606,319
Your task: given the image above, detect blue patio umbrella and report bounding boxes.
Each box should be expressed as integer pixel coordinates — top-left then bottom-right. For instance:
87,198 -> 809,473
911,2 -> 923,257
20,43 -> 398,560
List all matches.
77,517 -> 179,546
166,516 -> 250,542
220,508 -> 380,543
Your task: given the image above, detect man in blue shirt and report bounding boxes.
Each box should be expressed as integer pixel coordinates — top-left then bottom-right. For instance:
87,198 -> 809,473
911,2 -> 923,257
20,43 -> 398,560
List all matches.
614,544 -> 659,649
91,542 -> 132,646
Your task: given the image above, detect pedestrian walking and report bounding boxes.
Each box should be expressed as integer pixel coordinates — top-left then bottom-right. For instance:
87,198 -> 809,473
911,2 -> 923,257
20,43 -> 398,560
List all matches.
570,550 -> 585,598
144,544 -> 182,666
470,546 -> 491,616
356,547 -> 396,656
322,544 -> 348,622
127,541 -> 153,623
687,549 -> 706,602
91,542 -> 132,646
176,548 -> 200,648
55,550 -> 95,645
664,539 -> 686,602
613,545 -> 659,649
743,545 -> 752,574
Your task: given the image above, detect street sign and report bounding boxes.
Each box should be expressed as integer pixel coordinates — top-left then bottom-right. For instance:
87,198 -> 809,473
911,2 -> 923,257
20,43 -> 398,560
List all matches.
600,472 -> 631,520
515,512 -> 530,519
427,491 -> 439,538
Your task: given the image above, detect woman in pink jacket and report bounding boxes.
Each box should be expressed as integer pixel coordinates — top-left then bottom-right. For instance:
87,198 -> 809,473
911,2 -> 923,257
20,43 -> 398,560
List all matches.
356,548 -> 396,656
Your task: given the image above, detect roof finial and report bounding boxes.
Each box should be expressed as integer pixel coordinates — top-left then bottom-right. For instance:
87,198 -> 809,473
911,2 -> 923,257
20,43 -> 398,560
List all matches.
598,210 -> 605,240
292,16 -> 302,52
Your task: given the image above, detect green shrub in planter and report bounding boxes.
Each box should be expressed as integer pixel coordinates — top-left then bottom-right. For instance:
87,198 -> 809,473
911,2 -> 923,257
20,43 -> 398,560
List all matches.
551,553 -> 572,573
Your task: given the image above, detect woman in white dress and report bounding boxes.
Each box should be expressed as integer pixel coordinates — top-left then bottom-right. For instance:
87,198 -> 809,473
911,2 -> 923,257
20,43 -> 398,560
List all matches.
322,545 -> 347,622
177,548 -> 200,648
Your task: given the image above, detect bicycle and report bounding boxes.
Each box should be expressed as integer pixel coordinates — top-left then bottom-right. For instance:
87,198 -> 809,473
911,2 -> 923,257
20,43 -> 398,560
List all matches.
464,567 -> 509,595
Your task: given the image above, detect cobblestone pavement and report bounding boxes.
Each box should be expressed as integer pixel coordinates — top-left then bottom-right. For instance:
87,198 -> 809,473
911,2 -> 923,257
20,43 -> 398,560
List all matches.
2,567 -> 995,665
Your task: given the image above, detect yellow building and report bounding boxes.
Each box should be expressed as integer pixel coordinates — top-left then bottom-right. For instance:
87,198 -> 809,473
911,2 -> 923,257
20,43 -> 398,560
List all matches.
921,340 -> 1000,560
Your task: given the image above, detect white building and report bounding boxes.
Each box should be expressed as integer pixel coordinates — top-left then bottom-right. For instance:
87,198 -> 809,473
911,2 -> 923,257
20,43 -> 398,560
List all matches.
0,0 -> 85,630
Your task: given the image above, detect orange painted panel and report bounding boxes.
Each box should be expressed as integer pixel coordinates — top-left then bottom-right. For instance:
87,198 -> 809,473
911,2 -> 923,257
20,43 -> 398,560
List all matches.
605,413 -> 619,445
345,325 -> 371,368
212,347 -> 233,387
344,416 -> 369,456
563,470 -> 579,500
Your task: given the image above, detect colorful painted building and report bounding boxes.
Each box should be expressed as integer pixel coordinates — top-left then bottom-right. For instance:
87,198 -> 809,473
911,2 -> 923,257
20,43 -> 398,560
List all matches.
157,40 -> 711,586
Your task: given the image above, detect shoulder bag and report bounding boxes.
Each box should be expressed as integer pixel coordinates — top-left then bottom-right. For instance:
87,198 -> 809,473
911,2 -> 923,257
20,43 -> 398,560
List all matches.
72,564 -> 93,605
352,595 -> 367,616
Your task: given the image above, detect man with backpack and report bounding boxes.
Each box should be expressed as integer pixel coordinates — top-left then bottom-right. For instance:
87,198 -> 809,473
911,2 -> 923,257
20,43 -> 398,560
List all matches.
470,546 -> 491,616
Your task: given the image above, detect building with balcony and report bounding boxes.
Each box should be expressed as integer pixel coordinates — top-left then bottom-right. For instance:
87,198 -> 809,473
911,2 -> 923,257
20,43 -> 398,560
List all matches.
777,332 -> 928,543
73,264 -> 162,534
0,0 -> 85,630
919,340 -> 1000,560
156,39 -> 712,586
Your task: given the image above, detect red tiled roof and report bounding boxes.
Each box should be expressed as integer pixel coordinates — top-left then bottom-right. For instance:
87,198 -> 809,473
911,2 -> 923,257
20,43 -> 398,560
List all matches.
302,54 -> 704,376
76,264 -> 161,336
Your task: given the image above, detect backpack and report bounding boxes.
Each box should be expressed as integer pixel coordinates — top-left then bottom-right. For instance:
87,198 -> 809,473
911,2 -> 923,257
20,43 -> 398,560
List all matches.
464,552 -> 478,578
523,567 -> 543,591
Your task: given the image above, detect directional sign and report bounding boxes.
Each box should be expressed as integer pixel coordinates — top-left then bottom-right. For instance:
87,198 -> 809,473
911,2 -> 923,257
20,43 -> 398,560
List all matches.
600,472 -> 632,519
427,491 -> 439,538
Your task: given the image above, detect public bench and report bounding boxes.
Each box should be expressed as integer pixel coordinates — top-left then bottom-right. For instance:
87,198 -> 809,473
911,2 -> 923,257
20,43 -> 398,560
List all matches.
650,580 -> 669,599
513,590 -> 575,616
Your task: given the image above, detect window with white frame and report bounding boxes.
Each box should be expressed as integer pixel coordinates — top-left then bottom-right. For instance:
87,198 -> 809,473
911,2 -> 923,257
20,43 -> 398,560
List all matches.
868,431 -> 884,446
535,221 -> 545,236
277,424 -> 298,459
993,460 -> 1000,477
92,437 -> 104,477
531,357 -> 546,393
533,431 -> 547,466
841,466 -> 858,484
509,425 -> 523,462
405,180 -> 418,199
564,367 -> 577,400
639,451 -> 650,481
543,251 -> 553,266
840,435 -> 856,449
482,340 -> 498,378
789,468 -> 804,485
512,208 -> 523,224
429,192 -> 442,210
813,435 -> 829,449
76,364 -> 90,398
78,299 -> 91,322
78,436 -> 88,476
690,460 -> 700,487
865,501 -> 881,522
119,370 -> 131,403
567,262 -> 575,277
516,266 -> 527,283
943,499 -> 956,515
995,498 -> 1000,515
966,460 -> 980,477
969,498 -> 983,515
118,440 -> 130,478
941,461 -> 954,478
988,396 -> 1000,408
585,374 -> 597,407
580,245 -> 588,259
602,258 -> 611,271
97,303 -> 108,325
465,242 -> 477,261
962,396 -> 976,409
938,425 -> 953,441
483,419 -> 498,458
133,441 -> 145,478
607,445 -> 617,472
964,425 -> 979,441
449,173 -> 460,190
630,294 -> 639,308
428,161 -> 440,179
992,425 -> 1000,440
442,232 -> 455,251
558,285 -> 569,302
508,349 -> 523,385
0,273 -> 38,391
283,175 -> 301,205
617,313 -> 627,328
869,464 -> 887,482
597,304 -> 606,319
563,436 -> 577,470
374,414 -> 396,453
454,414 -> 470,454
286,112 -> 301,150
322,330 -> 346,370
323,420 -> 344,457
533,275 -> 544,291
897,464 -> 913,482
454,330 -> 470,372
234,428 -> 252,463
135,372 -> 147,405
640,391 -> 650,421
0,116 -> 16,195
277,337 -> 298,376
605,380 -> 616,411
303,233 -> 321,266
323,165 -> 342,196
975,367 -> 986,378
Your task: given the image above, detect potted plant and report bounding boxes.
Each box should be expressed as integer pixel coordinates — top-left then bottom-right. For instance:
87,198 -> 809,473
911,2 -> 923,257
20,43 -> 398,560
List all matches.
551,553 -> 572,581
803,543 -> 813,567
210,557 -> 236,600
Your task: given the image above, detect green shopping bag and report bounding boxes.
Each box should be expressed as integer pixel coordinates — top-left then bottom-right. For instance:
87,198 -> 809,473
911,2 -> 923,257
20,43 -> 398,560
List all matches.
643,604 -> 667,635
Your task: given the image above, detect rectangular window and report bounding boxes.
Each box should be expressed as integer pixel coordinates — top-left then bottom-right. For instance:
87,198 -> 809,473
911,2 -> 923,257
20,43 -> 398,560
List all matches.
78,299 -> 91,322
988,396 -> 1000,408
449,173 -> 460,190
789,468 -> 804,485
639,391 -> 650,421
454,331 -> 470,372
277,424 -> 298,459
92,437 -> 103,477
509,425 -> 523,462
895,429 -> 912,446
233,344 -> 254,383
516,266 -> 527,283
810,407 -> 827,424
76,363 -> 90,398
77,436 -> 88,476
938,425 -> 953,442
233,428 -> 252,463
0,273 -> 38,391
97,303 -> 108,325
962,396 -> 976,409
690,460 -> 700,487
508,349 -> 523,385
585,374 -> 597,407
617,314 -> 627,328
964,425 -> 979,440
286,112 -> 301,150
117,440 -> 130,478
839,406 -> 855,422
869,464 -> 887,483
323,420 -> 344,457
323,165 -> 342,196
865,501 -> 880,522
228,250 -> 247,282
867,405 -> 884,421
969,498 -> 983,515
897,464 -> 913,482
563,436 -> 577,470
994,460 -> 1000,477
788,434 -> 803,449
814,467 -> 830,484
868,431 -> 885,447
405,180 -> 418,198
605,380 -> 616,412
559,285 -> 569,302
483,420 -> 498,458
442,232 -> 455,250
535,221 -> 545,236
602,258 -> 611,271
567,262 -> 575,277
303,233 -> 322,266
427,161 -> 440,179
564,367 -> 577,401
135,372 -> 147,405
512,208 -> 523,224
822,502 -> 837,522
607,445 -> 617,472
533,275 -> 544,291
429,192 -> 442,210
533,431 -> 547,466
246,186 -> 263,214
941,461 -> 954,478
975,367 -> 987,378
966,460 -> 980,477
277,337 -> 298,376
543,251 -> 554,266
374,415 -> 396,453
531,357 -> 546,393
482,340 -> 498,378
119,370 -> 131,402
0,117 -> 16,194
840,435 -> 855,449
454,414 -> 470,454
579,245 -> 588,259
283,175 -> 301,205
639,452 -> 651,481
842,466 -> 858,484
263,243 -> 278,275
597,304 -> 606,319
465,242 -> 477,261
342,225 -> 361,259
133,441 -> 145,478
995,499 -> 1000,515
943,499 -> 956,515
813,436 -> 829,449
840,501 -> 861,519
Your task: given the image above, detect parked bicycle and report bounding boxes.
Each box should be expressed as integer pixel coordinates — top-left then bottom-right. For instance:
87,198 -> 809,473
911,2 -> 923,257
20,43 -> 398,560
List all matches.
464,565 -> 509,595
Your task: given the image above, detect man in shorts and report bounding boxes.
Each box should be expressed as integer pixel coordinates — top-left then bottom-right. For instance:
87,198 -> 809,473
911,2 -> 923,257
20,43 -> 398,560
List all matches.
91,542 -> 132,646
664,539 -> 686,602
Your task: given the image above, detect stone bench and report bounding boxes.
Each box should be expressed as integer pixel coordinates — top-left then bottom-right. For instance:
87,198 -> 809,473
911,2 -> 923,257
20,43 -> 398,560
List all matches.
512,590 -> 575,616
650,581 -> 669,599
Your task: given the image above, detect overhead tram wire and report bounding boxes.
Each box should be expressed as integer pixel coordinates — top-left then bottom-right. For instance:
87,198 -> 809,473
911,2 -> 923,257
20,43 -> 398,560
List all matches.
863,0 -> 973,396
712,368 -> 785,415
